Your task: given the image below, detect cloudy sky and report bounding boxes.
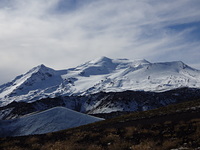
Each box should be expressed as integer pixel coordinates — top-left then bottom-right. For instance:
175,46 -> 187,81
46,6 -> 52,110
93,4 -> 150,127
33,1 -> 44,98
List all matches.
0,0 -> 200,84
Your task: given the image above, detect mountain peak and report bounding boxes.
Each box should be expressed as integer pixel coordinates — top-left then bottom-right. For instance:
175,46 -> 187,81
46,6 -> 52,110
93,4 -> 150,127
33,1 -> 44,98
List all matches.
33,64 -> 49,71
98,56 -> 112,61
37,64 -> 46,69
25,64 -> 54,76
137,59 -> 150,63
90,56 -> 112,64
156,61 -> 189,70
131,59 -> 150,65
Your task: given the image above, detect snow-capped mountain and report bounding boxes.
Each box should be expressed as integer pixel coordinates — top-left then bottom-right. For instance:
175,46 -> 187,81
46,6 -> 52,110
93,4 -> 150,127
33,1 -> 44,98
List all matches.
0,56 -> 200,107
0,107 -> 103,137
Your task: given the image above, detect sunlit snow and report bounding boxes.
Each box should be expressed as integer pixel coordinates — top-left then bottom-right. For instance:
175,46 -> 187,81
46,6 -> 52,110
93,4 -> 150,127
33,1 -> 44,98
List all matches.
0,57 -> 200,106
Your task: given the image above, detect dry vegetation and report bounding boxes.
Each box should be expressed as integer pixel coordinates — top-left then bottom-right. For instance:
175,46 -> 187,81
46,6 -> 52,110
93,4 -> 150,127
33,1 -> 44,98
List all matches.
1,99 -> 200,150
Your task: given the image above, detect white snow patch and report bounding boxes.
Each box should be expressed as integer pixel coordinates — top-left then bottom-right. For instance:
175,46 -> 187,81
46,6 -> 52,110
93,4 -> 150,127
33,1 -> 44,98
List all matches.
0,107 -> 103,137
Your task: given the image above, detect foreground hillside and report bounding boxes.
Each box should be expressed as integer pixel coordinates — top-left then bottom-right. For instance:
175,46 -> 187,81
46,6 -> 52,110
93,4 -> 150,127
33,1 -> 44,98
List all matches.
0,107 -> 103,137
1,99 -> 200,150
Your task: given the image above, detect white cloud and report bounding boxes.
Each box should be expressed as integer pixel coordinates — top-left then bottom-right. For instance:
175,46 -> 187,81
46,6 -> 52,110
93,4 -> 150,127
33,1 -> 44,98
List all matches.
0,0 -> 200,84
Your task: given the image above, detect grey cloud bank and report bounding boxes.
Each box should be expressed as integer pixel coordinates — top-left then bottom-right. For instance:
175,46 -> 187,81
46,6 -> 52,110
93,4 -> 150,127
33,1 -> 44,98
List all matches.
0,0 -> 200,84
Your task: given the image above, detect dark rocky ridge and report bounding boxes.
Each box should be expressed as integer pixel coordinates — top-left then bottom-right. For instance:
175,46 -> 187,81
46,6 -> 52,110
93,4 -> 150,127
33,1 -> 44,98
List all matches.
1,87 -> 200,120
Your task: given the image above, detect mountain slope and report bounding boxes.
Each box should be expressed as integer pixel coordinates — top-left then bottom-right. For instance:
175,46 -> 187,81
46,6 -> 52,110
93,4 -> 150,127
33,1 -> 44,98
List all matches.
1,99 -> 200,150
0,107 -> 103,137
0,57 -> 200,106
1,87 -> 200,120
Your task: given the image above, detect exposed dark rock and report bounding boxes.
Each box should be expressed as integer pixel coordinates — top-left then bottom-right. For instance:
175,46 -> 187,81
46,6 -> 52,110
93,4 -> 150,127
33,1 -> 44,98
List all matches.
1,87 -> 200,120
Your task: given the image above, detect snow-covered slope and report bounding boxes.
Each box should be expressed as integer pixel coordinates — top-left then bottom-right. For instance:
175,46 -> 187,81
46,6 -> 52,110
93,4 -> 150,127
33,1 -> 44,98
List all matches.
0,107 -> 103,137
0,57 -> 200,106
